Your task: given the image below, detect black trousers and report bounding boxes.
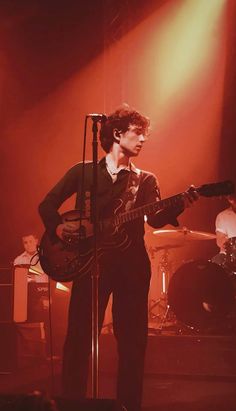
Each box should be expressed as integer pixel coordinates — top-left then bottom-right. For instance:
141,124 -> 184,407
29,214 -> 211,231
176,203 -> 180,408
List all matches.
62,247 -> 151,411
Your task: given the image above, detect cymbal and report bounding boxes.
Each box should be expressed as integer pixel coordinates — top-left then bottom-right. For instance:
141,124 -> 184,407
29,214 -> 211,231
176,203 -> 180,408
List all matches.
152,228 -> 216,241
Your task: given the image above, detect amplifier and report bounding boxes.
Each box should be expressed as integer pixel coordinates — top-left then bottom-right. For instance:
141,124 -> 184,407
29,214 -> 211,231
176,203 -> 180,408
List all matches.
27,282 -> 49,322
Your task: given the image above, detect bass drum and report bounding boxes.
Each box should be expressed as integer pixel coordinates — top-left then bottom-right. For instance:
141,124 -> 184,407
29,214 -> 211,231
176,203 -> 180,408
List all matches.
168,260 -> 235,330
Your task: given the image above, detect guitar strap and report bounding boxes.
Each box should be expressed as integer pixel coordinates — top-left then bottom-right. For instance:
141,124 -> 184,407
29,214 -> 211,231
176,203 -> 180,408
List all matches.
75,164 -> 142,217
118,168 -> 142,213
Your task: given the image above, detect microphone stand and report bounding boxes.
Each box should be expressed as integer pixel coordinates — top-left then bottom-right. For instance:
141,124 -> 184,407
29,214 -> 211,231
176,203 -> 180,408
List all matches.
91,117 -> 100,398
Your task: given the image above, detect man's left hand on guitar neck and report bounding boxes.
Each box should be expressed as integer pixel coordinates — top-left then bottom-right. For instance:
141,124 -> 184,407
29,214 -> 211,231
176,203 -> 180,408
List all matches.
182,185 -> 199,208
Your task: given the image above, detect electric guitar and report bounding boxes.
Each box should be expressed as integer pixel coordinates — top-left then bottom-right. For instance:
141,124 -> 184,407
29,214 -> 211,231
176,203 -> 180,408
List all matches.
39,180 -> 234,282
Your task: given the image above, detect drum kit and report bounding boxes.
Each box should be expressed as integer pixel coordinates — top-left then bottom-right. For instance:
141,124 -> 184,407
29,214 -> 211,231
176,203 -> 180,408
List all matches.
148,228 -> 236,335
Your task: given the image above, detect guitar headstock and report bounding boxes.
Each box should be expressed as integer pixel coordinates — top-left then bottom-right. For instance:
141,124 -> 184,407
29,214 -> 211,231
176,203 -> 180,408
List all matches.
198,180 -> 235,197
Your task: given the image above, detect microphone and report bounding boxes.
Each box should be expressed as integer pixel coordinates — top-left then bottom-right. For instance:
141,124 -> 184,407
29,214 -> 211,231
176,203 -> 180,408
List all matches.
86,113 -> 107,121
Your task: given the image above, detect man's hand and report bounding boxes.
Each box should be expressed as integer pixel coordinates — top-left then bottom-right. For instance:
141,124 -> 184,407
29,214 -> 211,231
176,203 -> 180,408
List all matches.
182,185 -> 199,208
216,231 -> 228,252
56,222 -> 81,240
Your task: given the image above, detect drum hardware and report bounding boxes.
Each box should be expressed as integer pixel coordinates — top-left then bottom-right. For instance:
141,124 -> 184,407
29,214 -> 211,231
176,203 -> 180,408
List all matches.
168,260 -> 235,334
148,247 -> 177,332
148,229 -> 227,334
212,237 -> 236,279
225,237 -> 236,273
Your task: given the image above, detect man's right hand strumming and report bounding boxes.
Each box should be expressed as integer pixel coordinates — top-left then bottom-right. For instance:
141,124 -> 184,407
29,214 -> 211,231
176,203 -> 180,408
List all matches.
56,222 -> 81,240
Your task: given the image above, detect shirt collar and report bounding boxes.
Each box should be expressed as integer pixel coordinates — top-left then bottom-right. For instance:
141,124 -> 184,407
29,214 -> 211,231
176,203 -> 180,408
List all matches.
104,154 -> 140,175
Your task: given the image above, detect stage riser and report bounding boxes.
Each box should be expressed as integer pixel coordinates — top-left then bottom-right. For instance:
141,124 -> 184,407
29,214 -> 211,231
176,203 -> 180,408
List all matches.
56,398 -> 124,411
0,324 -> 17,373
145,335 -> 236,377
98,335 -> 236,378
0,396 -> 124,411
1,329 -> 235,378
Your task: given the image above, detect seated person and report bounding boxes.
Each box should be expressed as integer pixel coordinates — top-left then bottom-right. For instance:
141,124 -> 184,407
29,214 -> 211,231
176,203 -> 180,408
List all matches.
14,233 -> 48,283
213,195 -> 236,268
215,195 -> 236,251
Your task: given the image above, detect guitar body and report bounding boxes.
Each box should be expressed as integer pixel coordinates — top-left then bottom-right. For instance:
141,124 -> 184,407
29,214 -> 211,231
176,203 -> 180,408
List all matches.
39,208 -> 130,282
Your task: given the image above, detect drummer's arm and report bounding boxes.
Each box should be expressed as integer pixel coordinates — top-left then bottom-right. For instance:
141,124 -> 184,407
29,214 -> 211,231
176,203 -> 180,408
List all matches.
216,230 -> 228,252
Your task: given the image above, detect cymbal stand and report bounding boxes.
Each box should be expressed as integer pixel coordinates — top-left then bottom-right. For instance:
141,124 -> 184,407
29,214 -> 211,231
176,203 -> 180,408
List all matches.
149,249 -> 173,331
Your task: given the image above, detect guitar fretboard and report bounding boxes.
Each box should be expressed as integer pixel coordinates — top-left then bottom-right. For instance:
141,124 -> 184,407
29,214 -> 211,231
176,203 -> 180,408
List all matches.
114,194 -> 184,225
113,180 -> 233,226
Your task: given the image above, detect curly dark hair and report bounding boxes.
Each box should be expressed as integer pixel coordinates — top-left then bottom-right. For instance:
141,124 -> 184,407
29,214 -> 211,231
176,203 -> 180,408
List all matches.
99,104 -> 150,153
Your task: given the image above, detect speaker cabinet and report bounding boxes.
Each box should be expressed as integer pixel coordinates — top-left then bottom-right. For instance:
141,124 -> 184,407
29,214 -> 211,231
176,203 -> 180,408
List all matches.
27,282 -> 48,322
0,267 -> 14,322
0,323 -> 17,372
0,266 -> 27,322
0,285 -> 13,322
0,322 -> 46,373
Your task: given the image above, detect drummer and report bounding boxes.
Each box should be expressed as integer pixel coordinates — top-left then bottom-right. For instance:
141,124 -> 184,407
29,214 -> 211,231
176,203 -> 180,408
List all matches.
215,195 -> 236,251
213,195 -> 236,266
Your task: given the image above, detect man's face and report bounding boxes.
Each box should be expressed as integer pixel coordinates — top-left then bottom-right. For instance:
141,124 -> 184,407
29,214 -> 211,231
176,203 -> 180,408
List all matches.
116,124 -> 147,157
22,235 -> 38,255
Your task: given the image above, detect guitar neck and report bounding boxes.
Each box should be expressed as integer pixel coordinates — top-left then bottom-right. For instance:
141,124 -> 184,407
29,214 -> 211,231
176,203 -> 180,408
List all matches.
113,180 -> 234,226
114,193 -> 184,225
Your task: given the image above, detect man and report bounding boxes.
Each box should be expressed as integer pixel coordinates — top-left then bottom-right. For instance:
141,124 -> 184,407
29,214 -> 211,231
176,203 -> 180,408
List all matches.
39,105 -> 197,411
213,195 -> 236,269
215,195 -> 236,251
14,234 -> 48,283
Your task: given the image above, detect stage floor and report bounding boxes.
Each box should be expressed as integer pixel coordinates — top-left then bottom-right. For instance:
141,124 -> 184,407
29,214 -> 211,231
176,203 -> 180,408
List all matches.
0,334 -> 236,410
